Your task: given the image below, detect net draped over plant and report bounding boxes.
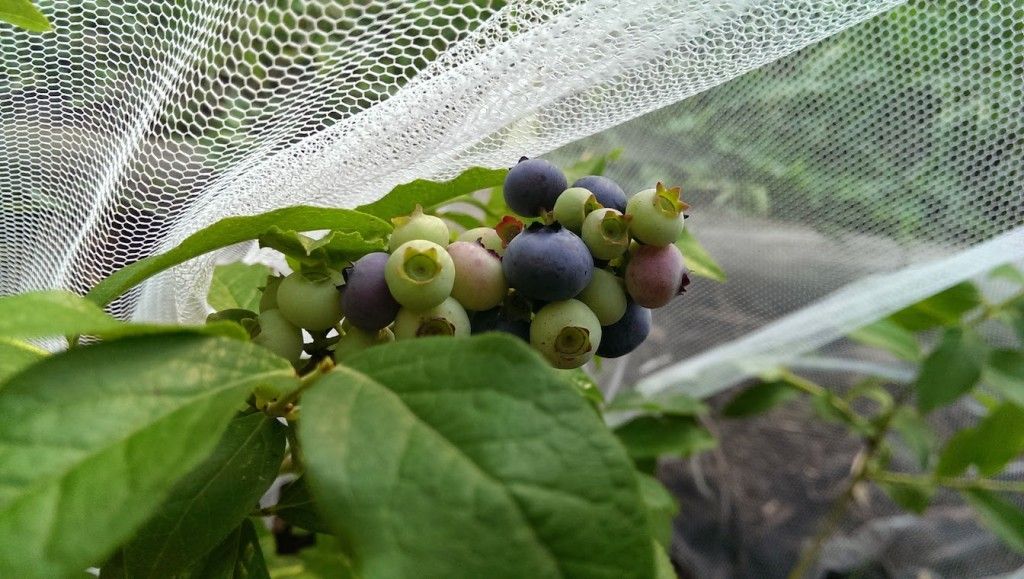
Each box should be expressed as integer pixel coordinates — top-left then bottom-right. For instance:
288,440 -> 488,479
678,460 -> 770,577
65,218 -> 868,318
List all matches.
0,0 -> 1022,573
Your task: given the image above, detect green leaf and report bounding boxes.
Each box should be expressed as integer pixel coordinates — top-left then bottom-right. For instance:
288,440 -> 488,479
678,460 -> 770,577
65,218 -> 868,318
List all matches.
274,477 -> 331,534
356,167 -> 509,221
107,412 -> 286,578
915,328 -> 985,413
936,403 -> 1024,477
652,541 -> 675,579
0,290 -> 248,341
638,474 -> 678,548
879,480 -> 933,514
984,349 -> 1024,406
848,319 -> 921,360
989,264 -> 1024,285
258,227 -> 385,272
889,282 -> 981,331
963,489 -> 1024,554
0,334 -> 297,578
87,207 -> 391,307
0,337 -> 46,385
606,391 -> 708,416
614,415 -> 717,459
0,0 -> 51,32
189,519 -> 272,579
562,368 -> 605,411
300,335 -> 654,579
674,228 -> 726,283
209,263 -> 272,312
257,534 -> 356,579
721,380 -> 798,418
438,211 -> 485,231
889,407 -> 935,470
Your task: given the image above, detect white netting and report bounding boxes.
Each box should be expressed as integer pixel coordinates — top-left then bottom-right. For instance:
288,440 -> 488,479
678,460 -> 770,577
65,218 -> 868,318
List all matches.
2,1 -> 1023,574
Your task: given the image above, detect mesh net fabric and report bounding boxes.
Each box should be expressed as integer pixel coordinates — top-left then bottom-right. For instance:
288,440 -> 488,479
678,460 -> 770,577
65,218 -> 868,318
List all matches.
1,0 -> 1023,576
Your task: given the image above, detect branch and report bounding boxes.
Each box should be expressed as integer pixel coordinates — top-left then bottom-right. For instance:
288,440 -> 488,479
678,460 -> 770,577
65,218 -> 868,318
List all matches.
872,471 -> 1024,494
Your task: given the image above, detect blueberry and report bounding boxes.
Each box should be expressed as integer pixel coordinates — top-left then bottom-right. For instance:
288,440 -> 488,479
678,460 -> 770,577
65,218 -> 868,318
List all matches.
577,268 -> 627,326
573,175 -> 627,212
384,240 -> 455,311
530,299 -> 602,369
581,208 -> 631,260
276,271 -> 345,331
252,309 -> 304,365
596,301 -> 651,358
625,243 -> 687,308
259,274 -> 284,313
334,320 -> 394,361
447,241 -> 507,311
470,308 -> 531,342
625,182 -> 688,247
456,227 -> 504,256
389,204 -> 450,251
503,157 -> 567,217
341,252 -> 400,331
502,222 -> 594,301
393,297 -> 471,339
553,187 -> 602,233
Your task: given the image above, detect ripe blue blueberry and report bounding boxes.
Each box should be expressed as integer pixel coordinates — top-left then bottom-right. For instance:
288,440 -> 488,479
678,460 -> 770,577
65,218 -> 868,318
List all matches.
530,299 -> 602,369
447,241 -> 507,311
384,240 -> 455,311
502,222 -> 594,302
341,252 -> 400,331
572,175 -> 627,212
553,187 -> 602,233
389,204 -> 450,251
581,208 -> 631,260
577,268 -> 627,326
596,301 -> 651,358
470,308 -> 531,341
625,243 -> 687,308
393,297 -> 471,339
503,157 -> 568,217
625,182 -> 688,247
276,271 -> 345,331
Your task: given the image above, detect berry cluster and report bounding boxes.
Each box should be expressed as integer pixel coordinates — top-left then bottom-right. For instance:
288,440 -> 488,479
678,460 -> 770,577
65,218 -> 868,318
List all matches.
240,157 -> 690,370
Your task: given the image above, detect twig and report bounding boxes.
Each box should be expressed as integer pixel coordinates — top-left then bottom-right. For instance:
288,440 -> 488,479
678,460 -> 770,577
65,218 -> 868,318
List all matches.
872,471 -> 1024,494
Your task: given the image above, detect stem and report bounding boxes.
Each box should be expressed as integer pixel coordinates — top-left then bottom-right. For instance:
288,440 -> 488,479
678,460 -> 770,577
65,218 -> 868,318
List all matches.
787,403 -> 898,579
265,358 -> 333,416
285,425 -> 304,472
966,288 -> 1024,328
872,471 -> 1024,494
779,369 -> 874,433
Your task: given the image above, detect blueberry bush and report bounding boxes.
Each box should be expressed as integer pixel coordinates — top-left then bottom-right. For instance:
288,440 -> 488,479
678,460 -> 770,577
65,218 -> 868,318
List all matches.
0,158 -> 722,578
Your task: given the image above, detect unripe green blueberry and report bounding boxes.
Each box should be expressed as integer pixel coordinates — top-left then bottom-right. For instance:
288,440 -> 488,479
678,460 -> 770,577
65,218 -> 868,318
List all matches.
447,241 -> 507,311
530,299 -> 602,369
259,274 -> 284,313
577,268 -> 627,326
582,208 -> 631,260
553,187 -> 602,233
252,309 -> 304,365
457,227 -> 504,256
389,204 -> 450,251
385,240 -> 456,310
625,182 -> 688,247
393,297 -> 470,339
333,320 -> 395,361
276,271 -> 345,331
